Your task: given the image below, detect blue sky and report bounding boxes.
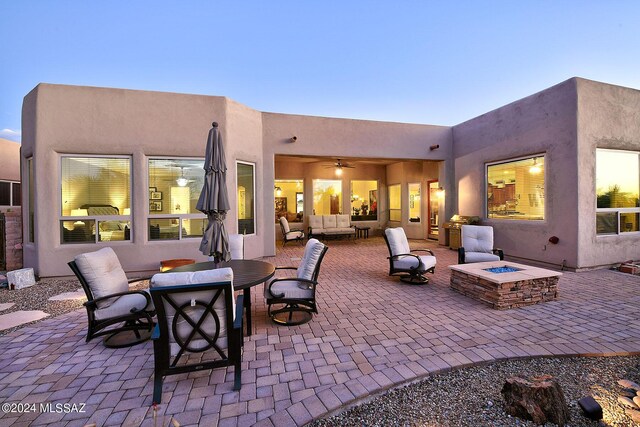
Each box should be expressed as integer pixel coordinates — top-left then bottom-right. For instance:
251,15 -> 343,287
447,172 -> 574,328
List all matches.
2,1 -> 640,143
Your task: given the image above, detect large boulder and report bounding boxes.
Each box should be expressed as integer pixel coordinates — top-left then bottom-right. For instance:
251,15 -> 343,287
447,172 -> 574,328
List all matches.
501,374 -> 570,426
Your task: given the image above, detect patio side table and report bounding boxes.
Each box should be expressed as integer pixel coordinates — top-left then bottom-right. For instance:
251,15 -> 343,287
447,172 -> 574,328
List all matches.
355,226 -> 370,239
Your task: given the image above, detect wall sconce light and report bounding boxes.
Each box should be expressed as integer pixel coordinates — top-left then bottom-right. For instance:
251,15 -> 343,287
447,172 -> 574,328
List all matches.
290,136 -> 297,143
430,144 -> 440,151
274,186 -> 282,196
71,208 -> 88,226
436,187 -> 445,198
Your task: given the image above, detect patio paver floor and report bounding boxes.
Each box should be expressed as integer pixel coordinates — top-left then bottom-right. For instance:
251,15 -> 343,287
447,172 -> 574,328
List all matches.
0,237 -> 639,426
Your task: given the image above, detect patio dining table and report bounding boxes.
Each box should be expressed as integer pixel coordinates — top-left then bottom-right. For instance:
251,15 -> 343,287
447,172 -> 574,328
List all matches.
167,259 -> 275,336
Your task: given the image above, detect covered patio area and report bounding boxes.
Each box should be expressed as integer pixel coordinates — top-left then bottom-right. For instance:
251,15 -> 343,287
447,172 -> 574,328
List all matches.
1,237 -> 639,426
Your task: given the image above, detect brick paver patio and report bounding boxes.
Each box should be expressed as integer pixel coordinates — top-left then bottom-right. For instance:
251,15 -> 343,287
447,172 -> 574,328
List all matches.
1,237 -> 639,426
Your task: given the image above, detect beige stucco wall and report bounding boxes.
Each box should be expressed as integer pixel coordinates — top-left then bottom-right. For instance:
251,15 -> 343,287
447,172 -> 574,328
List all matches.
452,78 -> 580,269
576,78 -> 640,268
0,138 -> 20,182
262,112 -> 454,255
21,84 -> 237,276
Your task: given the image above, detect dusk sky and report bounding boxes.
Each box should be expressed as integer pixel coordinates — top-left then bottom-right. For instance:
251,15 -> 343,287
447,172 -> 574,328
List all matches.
2,1 -> 640,143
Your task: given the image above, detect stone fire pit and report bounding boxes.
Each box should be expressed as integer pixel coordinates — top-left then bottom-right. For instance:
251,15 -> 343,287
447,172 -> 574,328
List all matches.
449,261 -> 562,309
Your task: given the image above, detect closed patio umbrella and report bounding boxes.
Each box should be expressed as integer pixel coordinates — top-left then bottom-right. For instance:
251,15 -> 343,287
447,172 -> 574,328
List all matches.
197,122 -> 231,263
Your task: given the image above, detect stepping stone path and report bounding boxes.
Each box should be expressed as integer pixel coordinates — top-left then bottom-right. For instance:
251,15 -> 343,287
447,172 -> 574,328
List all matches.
0,303 -> 15,312
48,288 -> 85,301
617,379 -> 640,423
0,310 -> 49,331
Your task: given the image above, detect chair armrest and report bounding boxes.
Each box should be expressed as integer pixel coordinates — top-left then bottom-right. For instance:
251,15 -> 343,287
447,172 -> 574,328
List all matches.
234,295 -> 244,330
275,266 -> 298,271
493,248 -> 504,260
84,289 -> 151,310
412,248 -> 435,256
458,247 -> 466,264
388,253 -> 424,271
151,323 -> 160,340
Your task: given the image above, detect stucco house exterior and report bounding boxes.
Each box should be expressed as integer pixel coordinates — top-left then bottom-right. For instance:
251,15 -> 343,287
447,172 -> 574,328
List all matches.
21,77 -> 640,277
0,137 -> 22,271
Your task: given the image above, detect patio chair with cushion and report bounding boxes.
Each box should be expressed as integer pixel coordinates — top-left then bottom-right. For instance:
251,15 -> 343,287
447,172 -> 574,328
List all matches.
68,247 -> 155,348
279,216 -> 305,246
265,238 -> 328,326
149,267 -> 243,403
458,224 -> 504,264
383,227 -> 436,284
229,233 -> 244,259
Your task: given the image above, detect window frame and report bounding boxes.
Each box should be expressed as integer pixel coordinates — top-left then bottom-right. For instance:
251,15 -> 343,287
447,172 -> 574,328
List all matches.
312,178 -> 343,216
236,160 -> 257,236
349,179 -> 378,221
595,148 -> 640,236
408,182 -> 421,223
59,154 -> 133,245
388,183 -> 401,222
485,153 -> 546,222
0,180 -> 20,207
147,157 -> 207,241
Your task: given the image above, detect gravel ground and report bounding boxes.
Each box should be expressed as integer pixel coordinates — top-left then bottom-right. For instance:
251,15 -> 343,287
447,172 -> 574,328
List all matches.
311,356 -> 640,427
0,276 -> 149,335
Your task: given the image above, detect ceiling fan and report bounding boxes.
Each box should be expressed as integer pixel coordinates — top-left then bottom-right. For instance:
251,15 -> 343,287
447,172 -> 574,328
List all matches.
163,164 -> 198,187
324,159 -> 355,176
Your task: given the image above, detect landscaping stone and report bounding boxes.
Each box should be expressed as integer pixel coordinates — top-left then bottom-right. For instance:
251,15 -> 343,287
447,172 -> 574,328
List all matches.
0,310 -> 49,331
0,303 -> 15,312
7,268 -> 36,290
617,395 -> 638,409
618,379 -> 640,391
501,374 -> 570,426
626,408 -> 640,423
48,288 -> 85,301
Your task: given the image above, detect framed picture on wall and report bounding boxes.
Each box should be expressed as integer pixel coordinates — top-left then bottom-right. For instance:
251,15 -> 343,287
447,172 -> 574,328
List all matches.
275,197 -> 287,217
150,201 -> 163,211
369,189 -> 378,213
151,191 -> 163,200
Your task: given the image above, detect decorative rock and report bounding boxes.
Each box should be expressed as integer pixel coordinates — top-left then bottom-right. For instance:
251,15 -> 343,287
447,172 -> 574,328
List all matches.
619,379 -> 640,391
7,268 -> 36,290
617,395 -> 638,409
620,389 -> 637,398
626,408 -> 640,423
0,303 -> 15,312
578,395 -> 603,420
501,374 -> 570,426
633,396 -> 640,408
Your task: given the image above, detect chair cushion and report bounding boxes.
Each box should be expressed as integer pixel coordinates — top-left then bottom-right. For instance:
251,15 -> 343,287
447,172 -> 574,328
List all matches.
461,225 -> 494,253
151,268 -> 235,354
228,234 -> 244,260
336,214 -> 350,228
308,215 -> 323,230
285,230 -> 304,240
279,217 -> 291,233
94,292 -> 151,321
394,255 -> 436,271
385,227 -> 411,257
309,228 -> 325,235
464,252 -> 501,263
74,247 -> 128,308
297,239 -> 326,280
322,215 -> 337,228
264,279 -> 314,300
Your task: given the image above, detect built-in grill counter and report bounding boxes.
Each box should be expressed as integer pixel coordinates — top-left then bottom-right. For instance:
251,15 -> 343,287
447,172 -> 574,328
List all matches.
442,215 -> 480,250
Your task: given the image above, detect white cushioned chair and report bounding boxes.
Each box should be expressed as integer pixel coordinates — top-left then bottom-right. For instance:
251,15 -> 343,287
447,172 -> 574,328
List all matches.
383,227 -> 436,284
458,225 -> 504,264
279,217 -> 305,246
68,247 -> 155,348
228,233 -> 244,259
265,238 -> 328,325
149,268 -> 243,402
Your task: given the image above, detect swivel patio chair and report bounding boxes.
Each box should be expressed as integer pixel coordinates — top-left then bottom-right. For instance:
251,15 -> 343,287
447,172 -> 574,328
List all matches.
383,227 -> 436,284
149,267 -> 243,403
229,233 -> 244,259
68,247 -> 155,348
265,238 -> 328,325
458,225 -> 504,264
279,217 -> 305,246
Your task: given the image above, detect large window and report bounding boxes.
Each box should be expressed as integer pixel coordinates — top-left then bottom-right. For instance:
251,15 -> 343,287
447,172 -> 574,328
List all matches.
408,182 -> 421,223
237,161 -> 255,235
313,179 -> 341,215
275,179 -> 303,224
486,155 -> 545,220
389,184 -> 401,222
596,149 -> 640,235
148,158 -> 206,240
350,180 -> 377,221
61,156 -> 131,244
0,181 -> 20,207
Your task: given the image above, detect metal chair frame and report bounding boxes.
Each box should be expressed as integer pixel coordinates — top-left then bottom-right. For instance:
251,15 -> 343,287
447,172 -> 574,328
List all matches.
150,281 -> 243,403
382,232 -> 436,285
68,260 -> 155,348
